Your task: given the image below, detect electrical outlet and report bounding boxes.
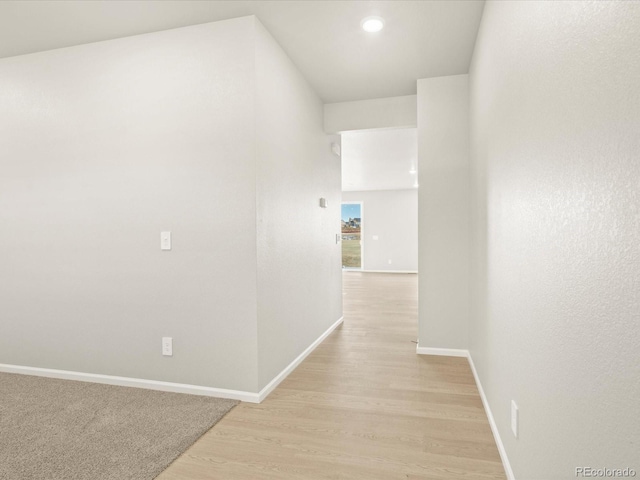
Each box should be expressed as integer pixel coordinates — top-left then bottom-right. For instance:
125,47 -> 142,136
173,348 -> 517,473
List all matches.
511,400 -> 519,438
388,259 -> 392,264
162,337 -> 173,357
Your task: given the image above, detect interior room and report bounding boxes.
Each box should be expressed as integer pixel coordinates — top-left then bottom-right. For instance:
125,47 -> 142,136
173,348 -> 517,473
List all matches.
341,127 -> 419,273
0,1 -> 638,479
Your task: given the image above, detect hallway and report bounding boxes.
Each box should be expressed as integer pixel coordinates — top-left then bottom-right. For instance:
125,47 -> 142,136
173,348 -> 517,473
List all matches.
159,272 -> 506,479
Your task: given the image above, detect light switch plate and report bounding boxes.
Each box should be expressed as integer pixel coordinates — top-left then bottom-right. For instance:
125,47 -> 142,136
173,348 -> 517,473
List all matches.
511,400 -> 519,438
161,231 -> 171,251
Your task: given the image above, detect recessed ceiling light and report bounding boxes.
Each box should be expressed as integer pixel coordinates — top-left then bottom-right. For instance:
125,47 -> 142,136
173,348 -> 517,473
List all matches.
409,168 -> 417,174
361,16 -> 385,33
413,181 -> 419,188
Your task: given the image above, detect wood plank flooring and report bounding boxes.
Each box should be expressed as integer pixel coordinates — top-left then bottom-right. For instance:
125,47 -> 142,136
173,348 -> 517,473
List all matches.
158,272 -> 506,479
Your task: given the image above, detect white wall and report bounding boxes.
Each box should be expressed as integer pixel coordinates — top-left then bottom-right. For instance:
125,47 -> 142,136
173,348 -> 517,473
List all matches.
254,20 -> 342,390
0,17 -> 260,392
469,2 -> 640,478
417,75 -> 470,350
324,95 -> 417,134
342,189 -> 418,272
0,16 -> 342,396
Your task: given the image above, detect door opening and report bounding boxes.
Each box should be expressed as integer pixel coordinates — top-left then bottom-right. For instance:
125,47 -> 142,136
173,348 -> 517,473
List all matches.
341,202 -> 363,270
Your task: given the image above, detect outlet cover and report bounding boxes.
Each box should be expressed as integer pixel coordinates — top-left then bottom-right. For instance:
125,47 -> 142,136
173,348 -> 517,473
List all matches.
162,337 -> 173,357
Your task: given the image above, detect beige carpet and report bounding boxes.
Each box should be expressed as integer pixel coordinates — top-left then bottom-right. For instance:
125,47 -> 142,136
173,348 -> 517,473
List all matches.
0,372 -> 238,480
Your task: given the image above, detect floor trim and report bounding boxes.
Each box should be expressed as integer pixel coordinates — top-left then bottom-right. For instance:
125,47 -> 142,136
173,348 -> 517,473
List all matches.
467,354 -> 516,480
416,344 -> 515,480
344,270 -> 418,274
0,363 -> 261,403
362,270 -> 418,274
415,346 -> 469,357
256,315 -> 344,402
0,316 -> 345,405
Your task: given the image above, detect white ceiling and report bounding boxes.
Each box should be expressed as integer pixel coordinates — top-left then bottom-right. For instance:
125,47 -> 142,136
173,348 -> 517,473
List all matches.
1,1 -> 481,191
0,0 -> 485,103
342,128 -> 418,192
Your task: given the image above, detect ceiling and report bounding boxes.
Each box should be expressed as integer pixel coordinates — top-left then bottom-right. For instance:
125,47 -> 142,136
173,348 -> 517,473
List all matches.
0,0 -> 485,103
342,128 -> 417,192
1,1 -> 482,191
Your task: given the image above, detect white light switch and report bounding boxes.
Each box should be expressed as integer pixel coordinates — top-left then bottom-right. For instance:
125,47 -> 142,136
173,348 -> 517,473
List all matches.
372,235 -> 379,241
162,337 -> 173,356
511,400 -> 519,438
161,231 -> 171,251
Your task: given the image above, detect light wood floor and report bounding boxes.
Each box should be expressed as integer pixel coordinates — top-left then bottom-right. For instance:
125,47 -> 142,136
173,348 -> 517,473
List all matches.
158,272 -> 506,480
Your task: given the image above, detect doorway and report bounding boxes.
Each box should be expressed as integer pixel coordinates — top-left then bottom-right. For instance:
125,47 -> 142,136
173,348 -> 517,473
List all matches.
341,202 -> 363,269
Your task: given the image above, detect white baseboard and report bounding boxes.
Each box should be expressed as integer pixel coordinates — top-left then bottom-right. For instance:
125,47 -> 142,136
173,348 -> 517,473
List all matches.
467,355 -> 515,480
0,315 -> 345,406
361,270 -> 418,274
415,345 -> 469,357
416,344 -> 515,480
256,315 -> 344,402
0,363 -> 261,403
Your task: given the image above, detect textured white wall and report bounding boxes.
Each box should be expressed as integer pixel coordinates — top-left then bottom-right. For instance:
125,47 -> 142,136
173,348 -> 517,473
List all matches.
342,189 -> 418,272
0,18 -> 260,391
417,75 -> 470,350
254,20 -> 342,390
324,95 -> 417,134
470,2 -> 640,478
0,16 -> 343,396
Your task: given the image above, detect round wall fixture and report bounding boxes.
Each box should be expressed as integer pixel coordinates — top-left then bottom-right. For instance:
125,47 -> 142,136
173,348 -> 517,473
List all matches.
361,16 -> 385,33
